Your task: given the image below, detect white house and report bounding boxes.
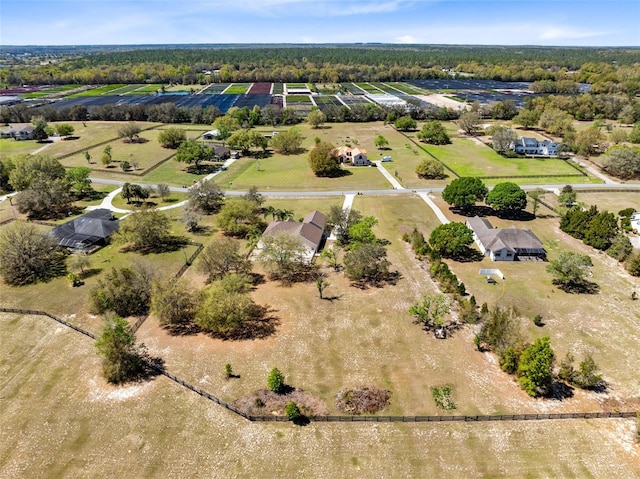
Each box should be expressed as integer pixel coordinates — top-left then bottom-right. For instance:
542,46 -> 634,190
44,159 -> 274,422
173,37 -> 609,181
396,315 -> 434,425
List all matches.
631,212 -> 640,232
511,137 -> 558,156
333,146 -> 370,166
466,216 -> 546,261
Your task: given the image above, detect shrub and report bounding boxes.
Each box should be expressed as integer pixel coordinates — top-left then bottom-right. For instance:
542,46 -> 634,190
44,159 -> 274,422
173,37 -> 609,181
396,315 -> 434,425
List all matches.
285,401 -> 302,422
335,386 -> 391,414
267,367 -> 285,394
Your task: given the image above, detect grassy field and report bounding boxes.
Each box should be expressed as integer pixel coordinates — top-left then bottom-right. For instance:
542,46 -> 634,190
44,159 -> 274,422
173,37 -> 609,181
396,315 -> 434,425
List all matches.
0,138 -> 41,158
421,138 -> 588,178
3,313 -> 638,478
2,193 -> 640,477
60,129 -> 171,171
431,193 -> 640,398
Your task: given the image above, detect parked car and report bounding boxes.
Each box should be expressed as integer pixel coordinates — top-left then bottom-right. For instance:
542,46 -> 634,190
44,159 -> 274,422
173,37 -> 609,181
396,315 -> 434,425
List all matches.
381,156 -> 392,162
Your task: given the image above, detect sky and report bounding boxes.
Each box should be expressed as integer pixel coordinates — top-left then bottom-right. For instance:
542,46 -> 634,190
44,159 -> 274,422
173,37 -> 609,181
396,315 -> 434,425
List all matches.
1,0 -> 639,47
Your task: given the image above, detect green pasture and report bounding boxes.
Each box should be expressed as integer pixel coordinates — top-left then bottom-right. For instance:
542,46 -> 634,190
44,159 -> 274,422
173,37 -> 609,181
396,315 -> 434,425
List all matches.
0,138 -> 41,158
67,84 -> 127,97
61,129 -> 172,171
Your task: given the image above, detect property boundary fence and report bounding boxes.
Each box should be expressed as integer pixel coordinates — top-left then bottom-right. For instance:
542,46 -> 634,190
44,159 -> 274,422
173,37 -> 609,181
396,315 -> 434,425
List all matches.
174,242 -> 204,278
2,306 -> 637,425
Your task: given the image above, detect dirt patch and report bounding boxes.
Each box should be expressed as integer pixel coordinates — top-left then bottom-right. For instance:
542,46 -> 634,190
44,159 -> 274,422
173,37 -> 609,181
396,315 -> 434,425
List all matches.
232,388 -> 328,417
336,386 -> 392,414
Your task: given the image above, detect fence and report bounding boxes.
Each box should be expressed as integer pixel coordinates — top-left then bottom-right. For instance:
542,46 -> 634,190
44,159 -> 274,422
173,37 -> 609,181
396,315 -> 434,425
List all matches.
249,412 -> 637,422
174,242 -> 204,278
2,306 -> 637,425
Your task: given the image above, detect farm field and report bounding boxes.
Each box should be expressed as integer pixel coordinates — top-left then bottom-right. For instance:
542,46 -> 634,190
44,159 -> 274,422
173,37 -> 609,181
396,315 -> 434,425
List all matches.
66,84 -> 127,97
224,83 -> 251,94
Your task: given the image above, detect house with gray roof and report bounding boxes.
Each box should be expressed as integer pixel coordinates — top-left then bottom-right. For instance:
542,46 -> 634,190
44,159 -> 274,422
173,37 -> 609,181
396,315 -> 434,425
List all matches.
466,216 -> 545,261
257,210 -> 326,261
50,209 -> 119,252
1,124 -> 34,140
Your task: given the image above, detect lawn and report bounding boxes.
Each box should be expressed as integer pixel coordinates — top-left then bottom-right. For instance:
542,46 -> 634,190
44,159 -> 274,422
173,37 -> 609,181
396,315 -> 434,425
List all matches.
40,121 -> 161,159
261,196 -> 344,220
419,137 -> 591,179
431,193 -> 640,399
124,84 -> 164,95
285,95 -> 313,104
2,313 -> 637,478
0,138 -> 41,158
60,129 -> 172,172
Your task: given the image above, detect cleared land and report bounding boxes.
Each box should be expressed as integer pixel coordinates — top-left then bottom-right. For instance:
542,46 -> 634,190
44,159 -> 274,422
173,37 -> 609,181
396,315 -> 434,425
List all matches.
0,138 -> 41,158
2,314 -> 638,478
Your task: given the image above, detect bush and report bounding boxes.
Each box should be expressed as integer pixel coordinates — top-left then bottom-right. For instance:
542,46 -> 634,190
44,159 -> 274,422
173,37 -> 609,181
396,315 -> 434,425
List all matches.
285,401 -> 302,422
267,367 -> 285,394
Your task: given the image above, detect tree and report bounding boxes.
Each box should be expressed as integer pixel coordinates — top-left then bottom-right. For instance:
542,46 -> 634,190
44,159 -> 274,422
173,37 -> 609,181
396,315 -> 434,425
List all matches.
212,115 -> 241,146
270,127 -> 303,154
285,401 -> 302,422
607,233 -> 633,262
84,151 -> 91,164
197,237 -> 251,283
583,211 -> 618,250
187,179 -> 224,214
408,294 -> 451,331
156,183 -> 170,202
546,252 -> 593,289
572,127 -> 606,156
528,188 -> 546,217
609,128 -> 628,144
183,205 -> 202,233
326,205 -> 363,245
600,146 -> 640,179
628,123 -> 640,144
561,352 -> 603,389
458,111 -> 481,135
512,109 -> 540,129
558,184 -> 577,208
316,275 -> 330,299
415,158 -> 446,179
227,129 -> 264,156
89,261 -> 156,317
394,115 -> 417,131
417,120 -> 451,145
175,140 -> 214,171
217,197 -> 265,238
345,216 -> 378,248
69,254 -> 91,276
150,277 -> 198,325
486,182 -> 527,212
243,185 -> 265,206
95,316 -> 147,384
158,127 -> 186,149
101,145 -> 112,167
517,336 -> 555,397
194,276 -> 261,335
343,243 -> 391,284
307,109 -> 326,129
31,116 -> 49,142
539,108 -> 574,136
429,222 -> 474,258
0,222 -> 67,286
117,122 -> 141,142
258,232 -> 312,284
442,177 -> 488,210
491,128 -> 517,153
267,367 -> 285,394
626,252 -> 640,277
114,208 -> 172,252
308,141 -> 341,177
65,166 -> 93,197
55,123 -> 75,138
374,135 -> 389,149
8,154 -> 66,191
14,177 -> 73,219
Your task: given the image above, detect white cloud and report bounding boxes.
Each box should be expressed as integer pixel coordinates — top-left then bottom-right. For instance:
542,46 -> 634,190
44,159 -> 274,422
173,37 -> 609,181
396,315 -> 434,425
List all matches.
217,0 -> 413,17
539,26 -> 610,40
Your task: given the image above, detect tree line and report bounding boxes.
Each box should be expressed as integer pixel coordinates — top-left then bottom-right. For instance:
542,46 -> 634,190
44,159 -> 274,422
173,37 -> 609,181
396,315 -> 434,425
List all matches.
2,45 -> 640,87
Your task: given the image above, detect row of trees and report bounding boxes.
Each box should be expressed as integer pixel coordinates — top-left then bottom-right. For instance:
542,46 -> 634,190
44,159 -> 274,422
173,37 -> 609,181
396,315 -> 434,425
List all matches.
442,177 -> 528,214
